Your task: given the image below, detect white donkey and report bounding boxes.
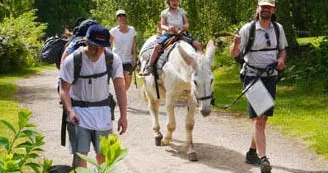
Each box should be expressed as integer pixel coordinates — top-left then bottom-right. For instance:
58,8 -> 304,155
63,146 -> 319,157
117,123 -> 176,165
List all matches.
139,36 -> 215,161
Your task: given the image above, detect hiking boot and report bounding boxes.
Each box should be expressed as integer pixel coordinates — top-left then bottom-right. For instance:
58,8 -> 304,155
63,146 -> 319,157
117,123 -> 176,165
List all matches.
139,65 -> 153,76
245,149 -> 260,165
260,156 -> 272,173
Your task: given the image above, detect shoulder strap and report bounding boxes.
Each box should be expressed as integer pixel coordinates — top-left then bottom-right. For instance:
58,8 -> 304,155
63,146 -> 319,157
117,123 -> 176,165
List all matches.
244,20 -> 256,55
72,50 -> 82,84
72,49 -> 113,85
104,49 -> 114,84
272,21 -> 280,50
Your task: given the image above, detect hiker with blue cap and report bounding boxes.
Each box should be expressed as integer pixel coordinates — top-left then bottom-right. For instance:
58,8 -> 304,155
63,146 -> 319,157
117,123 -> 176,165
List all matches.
59,24 -> 127,169
230,0 -> 288,173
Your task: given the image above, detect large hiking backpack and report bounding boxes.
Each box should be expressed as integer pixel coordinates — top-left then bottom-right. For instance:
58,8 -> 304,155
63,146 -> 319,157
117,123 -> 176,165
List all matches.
62,19 -> 98,56
40,36 -> 68,65
60,49 -> 116,146
235,20 -> 280,65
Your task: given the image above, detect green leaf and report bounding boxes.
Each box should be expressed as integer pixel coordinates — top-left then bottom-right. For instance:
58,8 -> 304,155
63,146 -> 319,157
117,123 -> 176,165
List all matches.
18,110 -> 31,129
18,129 -> 39,138
75,167 -> 92,173
0,136 -> 10,151
0,120 -> 16,134
27,153 -> 40,159
76,153 -> 99,168
14,141 -> 32,149
25,162 -> 40,173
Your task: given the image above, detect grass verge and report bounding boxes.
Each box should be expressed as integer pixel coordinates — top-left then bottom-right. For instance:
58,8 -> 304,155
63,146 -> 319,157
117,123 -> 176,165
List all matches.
0,65 -> 55,138
213,64 -> 328,159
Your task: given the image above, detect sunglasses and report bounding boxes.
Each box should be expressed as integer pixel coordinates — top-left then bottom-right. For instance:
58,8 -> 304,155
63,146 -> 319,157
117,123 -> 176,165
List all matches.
265,32 -> 271,47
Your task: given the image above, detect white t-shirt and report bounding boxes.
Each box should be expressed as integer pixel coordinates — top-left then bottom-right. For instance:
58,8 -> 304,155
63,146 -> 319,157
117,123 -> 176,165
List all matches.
161,7 -> 186,34
60,47 -> 123,130
110,26 -> 136,64
239,21 -> 288,76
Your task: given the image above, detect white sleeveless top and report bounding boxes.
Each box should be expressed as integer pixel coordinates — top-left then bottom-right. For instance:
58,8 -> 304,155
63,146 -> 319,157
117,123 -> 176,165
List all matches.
110,26 -> 136,64
161,7 -> 186,34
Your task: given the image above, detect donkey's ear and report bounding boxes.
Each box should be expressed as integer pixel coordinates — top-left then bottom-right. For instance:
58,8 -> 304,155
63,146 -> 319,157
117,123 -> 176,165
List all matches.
205,40 -> 215,65
177,43 -> 196,67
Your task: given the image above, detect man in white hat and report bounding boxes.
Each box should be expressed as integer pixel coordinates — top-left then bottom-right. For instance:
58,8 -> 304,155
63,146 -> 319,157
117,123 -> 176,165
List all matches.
230,0 -> 288,173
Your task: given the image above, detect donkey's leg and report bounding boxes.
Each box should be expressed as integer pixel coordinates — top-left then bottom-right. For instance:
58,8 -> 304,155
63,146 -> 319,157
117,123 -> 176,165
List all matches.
185,103 -> 198,161
148,97 -> 162,146
162,93 -> 176,146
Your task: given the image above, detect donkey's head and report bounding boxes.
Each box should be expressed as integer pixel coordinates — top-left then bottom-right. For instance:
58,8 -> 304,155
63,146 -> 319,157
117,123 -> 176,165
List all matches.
178,40 -> 215,117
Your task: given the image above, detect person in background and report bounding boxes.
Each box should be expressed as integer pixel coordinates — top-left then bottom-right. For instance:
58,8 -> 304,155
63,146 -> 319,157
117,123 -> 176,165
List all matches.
230,0 -> 287,173
110,9 -> 137,91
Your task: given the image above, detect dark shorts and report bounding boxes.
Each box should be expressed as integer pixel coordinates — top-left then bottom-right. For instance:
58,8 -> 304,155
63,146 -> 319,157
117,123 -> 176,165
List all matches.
123,63 -> 133,73
242,75 -> 277,118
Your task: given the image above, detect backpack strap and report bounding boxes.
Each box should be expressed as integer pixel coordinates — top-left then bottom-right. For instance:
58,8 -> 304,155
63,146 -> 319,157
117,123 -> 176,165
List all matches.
234,20 -> 256,65
244,20 -> 256,56
72,49 -> 113,85
104,49 -> 114,84
72,50 -> 82,84
272,21 -> 280,51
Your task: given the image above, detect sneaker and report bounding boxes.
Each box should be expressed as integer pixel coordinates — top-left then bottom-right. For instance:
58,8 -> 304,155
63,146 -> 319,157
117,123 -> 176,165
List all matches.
260,156 -> 272,173
245,149 -> 260,165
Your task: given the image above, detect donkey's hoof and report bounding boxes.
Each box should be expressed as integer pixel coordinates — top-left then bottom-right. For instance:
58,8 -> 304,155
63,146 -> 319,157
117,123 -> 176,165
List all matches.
188,152 -> 198,161
162,138 -> 171,146
155,135 -> 163,146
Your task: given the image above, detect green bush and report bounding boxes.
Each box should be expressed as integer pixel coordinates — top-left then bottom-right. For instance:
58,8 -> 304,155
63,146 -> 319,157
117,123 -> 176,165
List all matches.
0,10 -> 46,73
0,109 -> 52,173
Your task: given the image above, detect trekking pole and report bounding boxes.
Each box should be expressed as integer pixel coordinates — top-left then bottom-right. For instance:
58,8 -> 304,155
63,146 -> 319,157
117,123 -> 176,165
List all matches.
223,62 -> 277,109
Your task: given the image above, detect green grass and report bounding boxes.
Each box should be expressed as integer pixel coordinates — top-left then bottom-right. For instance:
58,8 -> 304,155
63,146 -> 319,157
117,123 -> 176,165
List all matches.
297,36 -> 325,47
0,65 -> 55,139
213,63 -> 328,159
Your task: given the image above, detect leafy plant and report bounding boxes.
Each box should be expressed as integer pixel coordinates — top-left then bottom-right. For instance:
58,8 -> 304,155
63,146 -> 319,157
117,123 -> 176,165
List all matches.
75,134 -> 127,173
0,109 -> 52,173
0,10 -> 47,73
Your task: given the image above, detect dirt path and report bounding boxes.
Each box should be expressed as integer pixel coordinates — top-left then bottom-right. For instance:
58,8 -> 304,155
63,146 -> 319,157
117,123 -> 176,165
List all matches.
15,70 -> 328,173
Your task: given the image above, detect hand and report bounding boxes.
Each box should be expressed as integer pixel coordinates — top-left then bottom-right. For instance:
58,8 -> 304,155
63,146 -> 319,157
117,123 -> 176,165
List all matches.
276,58 -> 286,71
168,25 -> 175,33
68,111 -> 79,125
117,117 -> 127,135
233,33 -> 241,45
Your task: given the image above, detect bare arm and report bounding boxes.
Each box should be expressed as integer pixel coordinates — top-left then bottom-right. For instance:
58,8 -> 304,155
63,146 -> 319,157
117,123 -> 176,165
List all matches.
277,49 -> 287,70
230,33 -> 241,57
113,77 -> 127,134
178,15 -> 189,34
60,80 -> 79,124
160,16 -> 170,32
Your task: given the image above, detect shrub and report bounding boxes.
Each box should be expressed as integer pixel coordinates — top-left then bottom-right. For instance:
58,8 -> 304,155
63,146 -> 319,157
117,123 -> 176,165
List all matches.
76,134 -> 127,173
0,10 -> 47,73
0,109 -> 52,173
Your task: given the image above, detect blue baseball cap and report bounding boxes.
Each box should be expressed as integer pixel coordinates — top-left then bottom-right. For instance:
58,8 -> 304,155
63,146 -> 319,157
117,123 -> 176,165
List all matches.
86,24 -> 110,47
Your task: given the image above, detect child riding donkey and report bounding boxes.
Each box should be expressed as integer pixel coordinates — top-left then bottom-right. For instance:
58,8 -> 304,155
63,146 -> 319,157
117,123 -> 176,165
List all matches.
140,0 -> 201,76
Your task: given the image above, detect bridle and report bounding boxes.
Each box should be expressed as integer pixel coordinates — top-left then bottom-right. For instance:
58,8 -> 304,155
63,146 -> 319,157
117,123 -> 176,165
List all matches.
194,92 -> 215,105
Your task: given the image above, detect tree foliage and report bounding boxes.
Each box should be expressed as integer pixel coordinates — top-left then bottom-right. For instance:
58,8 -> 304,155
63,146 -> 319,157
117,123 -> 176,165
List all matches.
33,0 -> 94,37
0,10 -> 46,72
0,0 -> 35,20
